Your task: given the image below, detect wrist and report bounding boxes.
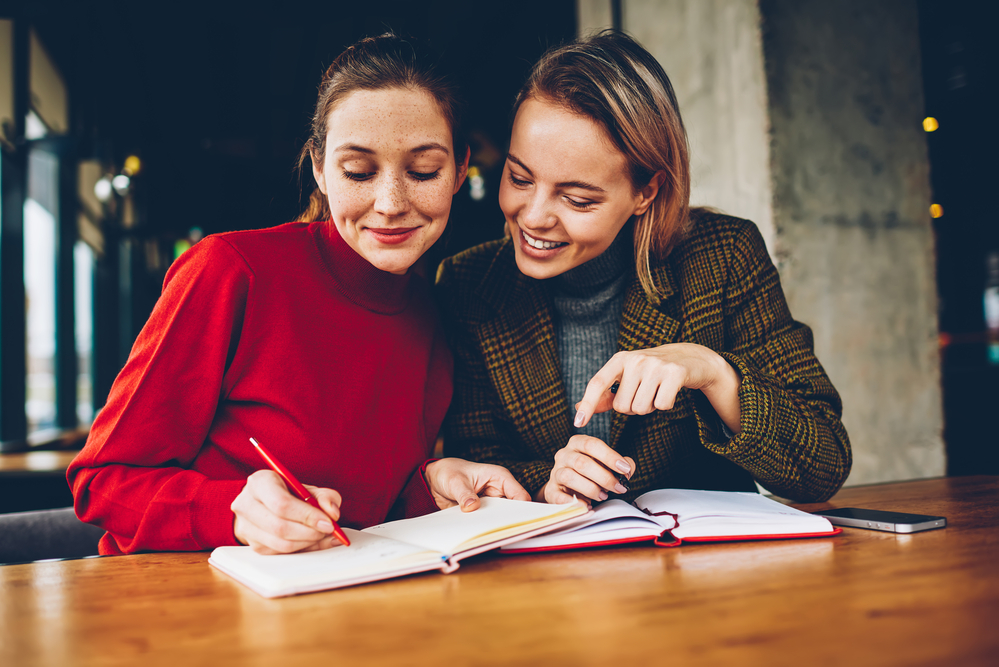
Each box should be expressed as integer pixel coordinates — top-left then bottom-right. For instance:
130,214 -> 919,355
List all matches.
700,351 -> 742,433
422,459 -> 442,491
701,350 -> 739,399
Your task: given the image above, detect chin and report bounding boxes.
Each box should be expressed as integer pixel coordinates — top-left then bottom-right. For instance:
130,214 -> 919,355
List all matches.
514,255 -> 559,280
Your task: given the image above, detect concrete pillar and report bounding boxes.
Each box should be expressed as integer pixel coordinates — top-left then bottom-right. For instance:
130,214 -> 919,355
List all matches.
577,0 -> 944,486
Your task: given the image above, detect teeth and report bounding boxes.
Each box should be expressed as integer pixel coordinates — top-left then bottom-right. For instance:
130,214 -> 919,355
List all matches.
522,231 -> 566,250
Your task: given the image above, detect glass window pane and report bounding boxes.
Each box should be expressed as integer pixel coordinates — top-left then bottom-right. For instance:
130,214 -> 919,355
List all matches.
75,240 -> 94,425
24,196 -> 56,433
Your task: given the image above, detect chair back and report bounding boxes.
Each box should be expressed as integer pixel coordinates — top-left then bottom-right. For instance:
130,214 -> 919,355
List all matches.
0,507 -> 104,565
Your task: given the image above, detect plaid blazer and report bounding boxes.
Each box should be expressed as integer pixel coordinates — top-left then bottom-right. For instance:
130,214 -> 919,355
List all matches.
436,211 -> 851,503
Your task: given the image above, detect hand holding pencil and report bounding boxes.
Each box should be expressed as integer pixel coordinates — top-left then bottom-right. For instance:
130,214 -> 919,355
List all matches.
231,437 -> 350,555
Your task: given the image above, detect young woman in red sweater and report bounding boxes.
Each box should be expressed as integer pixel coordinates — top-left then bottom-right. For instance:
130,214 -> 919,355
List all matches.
68,34 -> 530,556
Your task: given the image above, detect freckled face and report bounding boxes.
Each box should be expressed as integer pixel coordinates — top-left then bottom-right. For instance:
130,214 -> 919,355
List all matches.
313,88 -> 467,275
499,97 -> 654,280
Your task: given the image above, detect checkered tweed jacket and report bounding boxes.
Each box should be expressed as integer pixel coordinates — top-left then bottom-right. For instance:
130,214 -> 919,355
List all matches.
436,210 -> 851,503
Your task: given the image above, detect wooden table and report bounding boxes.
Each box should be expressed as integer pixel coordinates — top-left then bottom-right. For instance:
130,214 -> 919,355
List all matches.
2,476 -> 997,666
0,450 -> 79,476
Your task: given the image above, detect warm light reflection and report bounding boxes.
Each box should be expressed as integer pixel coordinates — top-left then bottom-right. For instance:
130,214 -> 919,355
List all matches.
923,117 -> 939,132
929,204 -> 944,218
123,155 -> 142,175
467,165 -> 485,201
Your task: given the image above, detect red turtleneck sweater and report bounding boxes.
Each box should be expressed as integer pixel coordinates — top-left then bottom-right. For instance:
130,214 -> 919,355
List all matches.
68,221 -> 451,555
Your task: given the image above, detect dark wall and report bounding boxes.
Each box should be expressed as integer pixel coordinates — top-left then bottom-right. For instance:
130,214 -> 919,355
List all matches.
27,0 -> 577,247
918,0 -> 999,473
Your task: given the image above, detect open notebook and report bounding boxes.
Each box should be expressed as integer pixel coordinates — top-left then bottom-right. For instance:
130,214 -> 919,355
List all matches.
500,489 -> 839,553
209,497 -> 588,597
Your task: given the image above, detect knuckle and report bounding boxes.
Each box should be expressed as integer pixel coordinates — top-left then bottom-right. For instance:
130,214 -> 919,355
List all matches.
271,520 -> 295,540
272,495 -> 294,515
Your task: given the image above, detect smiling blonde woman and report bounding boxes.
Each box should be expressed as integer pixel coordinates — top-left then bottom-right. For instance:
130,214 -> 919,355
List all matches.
437,30 -> 851,506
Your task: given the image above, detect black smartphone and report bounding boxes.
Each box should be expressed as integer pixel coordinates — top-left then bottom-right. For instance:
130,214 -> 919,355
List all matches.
811,507 -> 946,533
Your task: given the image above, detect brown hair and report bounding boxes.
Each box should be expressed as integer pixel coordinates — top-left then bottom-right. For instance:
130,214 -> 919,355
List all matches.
514,30 -> 691,301
296,33 -> 467,222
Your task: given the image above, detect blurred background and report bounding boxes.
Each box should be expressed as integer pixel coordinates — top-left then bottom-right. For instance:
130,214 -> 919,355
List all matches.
0,0 -> 995,512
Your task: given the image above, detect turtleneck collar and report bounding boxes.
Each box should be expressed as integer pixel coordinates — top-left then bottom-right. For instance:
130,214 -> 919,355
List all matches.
310,220 -> 413,315
550,223 -> 633,297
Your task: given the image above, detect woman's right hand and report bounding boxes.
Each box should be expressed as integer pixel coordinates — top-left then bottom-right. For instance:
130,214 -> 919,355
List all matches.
537,434 -> 636,505
231,470 -> 344,554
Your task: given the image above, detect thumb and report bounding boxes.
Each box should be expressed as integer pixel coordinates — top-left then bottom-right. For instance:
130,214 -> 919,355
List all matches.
453,479 -> 481,512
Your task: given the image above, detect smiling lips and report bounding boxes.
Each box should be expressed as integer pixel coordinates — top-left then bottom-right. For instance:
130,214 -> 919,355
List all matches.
521,229 -> 568,251
367,227 -> 420,245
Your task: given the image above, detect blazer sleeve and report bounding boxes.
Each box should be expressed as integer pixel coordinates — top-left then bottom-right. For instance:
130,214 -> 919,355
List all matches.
67,237 -> 250,554
689,221 -> 852,502
435,260 -> 554,495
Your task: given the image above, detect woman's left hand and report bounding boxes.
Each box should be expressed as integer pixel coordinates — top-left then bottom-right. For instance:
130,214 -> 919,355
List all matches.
573,343 -> 742,433
424,458 -> 532,511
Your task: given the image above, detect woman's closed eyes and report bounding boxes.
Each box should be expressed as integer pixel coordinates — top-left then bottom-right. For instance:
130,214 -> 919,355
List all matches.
341,168 -> 442,182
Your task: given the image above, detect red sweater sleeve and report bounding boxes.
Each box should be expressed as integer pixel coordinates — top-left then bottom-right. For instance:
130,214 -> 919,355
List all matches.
68,238 -> 251,554
385,460 -> 442,522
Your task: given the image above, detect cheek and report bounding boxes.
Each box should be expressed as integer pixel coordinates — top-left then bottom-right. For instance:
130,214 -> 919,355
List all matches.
498,181 -> 517,219
326,182 -> 368,220
414,182 -> 456,219
570,212 -> 625,249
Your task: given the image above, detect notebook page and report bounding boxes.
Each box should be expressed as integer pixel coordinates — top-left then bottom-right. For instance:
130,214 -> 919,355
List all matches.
209,529 -> 444,596
362,497 -> 586,554
633,489 -> 832,538
501,499 -> 674,550
528,499 -> 676,538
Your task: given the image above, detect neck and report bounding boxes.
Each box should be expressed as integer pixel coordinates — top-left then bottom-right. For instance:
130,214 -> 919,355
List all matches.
551,224 -> 632,297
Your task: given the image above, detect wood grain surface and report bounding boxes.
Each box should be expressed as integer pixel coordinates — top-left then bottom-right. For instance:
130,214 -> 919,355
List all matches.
2,476 -> 997,666
0,450 -> 78,476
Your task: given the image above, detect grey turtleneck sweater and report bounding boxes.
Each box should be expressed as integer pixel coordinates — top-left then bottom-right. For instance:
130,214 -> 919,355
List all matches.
548,230 -> 632,445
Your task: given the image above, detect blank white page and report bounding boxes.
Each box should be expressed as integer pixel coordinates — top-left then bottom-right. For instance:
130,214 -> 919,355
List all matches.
362,497 -> 586,555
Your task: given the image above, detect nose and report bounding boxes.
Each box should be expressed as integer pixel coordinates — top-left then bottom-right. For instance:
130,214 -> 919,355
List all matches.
373,174 -> 411,217
518,191 -> 556,232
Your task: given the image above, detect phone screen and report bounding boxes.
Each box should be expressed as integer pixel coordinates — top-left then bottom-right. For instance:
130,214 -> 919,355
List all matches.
817,508 -> 943,523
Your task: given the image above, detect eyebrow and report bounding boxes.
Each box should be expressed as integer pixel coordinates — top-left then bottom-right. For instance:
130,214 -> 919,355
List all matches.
333,142 -> 451,156
506,153 -> 607,194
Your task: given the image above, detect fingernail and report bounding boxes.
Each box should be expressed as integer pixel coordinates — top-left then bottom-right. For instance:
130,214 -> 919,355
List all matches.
615,460 -> 630,473
462,497 -> 476,509
573,411 -> 585,428
317,520 -> 334,533
598,491 -> 608,501
614,483 -> 628,494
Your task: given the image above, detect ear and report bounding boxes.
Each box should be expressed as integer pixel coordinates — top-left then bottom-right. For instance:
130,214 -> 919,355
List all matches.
452,146 -> 471,195
633,171 -> 667,217
311,147 -> 327,195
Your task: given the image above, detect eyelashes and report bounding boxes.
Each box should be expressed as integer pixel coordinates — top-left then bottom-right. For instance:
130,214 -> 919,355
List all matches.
506,171 -> 595,211
564,198 -> 594,211
341,170 -> 441,182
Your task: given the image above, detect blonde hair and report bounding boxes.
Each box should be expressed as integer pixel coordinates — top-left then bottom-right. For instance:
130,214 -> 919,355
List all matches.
515,30 -> 690,300
296,33 -> 467,222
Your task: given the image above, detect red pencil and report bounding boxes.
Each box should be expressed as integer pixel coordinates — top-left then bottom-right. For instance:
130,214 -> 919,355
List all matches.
248,437 -> 351,547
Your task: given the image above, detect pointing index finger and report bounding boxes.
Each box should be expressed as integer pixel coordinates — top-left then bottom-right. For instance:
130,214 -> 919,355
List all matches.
574,360 -> 624,428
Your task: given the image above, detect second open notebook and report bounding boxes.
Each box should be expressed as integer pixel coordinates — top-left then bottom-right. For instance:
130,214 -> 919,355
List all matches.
500,489 -> 839,553
209,497 -> 588,597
